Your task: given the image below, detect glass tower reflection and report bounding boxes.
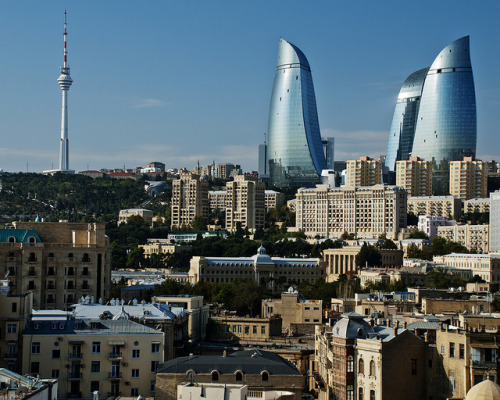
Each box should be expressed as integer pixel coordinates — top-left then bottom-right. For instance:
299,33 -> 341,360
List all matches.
385,68 -> 428,172
267,38 -> 326,188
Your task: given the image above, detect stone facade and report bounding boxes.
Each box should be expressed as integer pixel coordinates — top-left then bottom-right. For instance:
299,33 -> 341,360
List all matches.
171,173 -> 209,229
396,157 -> 433,197
208,315 -> 282,341
345,156 -> 382,187
407,195 -> 462,219
437,224 -> 489,254
1,222 -> 111,310
449,157 -> 487,201
225,175 -> 265,232
433,253 -> 500,284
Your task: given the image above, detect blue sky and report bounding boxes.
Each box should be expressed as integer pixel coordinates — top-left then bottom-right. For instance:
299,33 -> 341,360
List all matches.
1,1 -> 499,173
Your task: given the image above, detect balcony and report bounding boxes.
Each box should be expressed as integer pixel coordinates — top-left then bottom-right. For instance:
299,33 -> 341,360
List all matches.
109,352 -> 122,360
4,353 -> 18,360
108,372 -> 122,380
68,372 -> 83,380
81,285 -> 91,291
471,360 -> 498,369
47,284 -> 56,290
69,353 -> 83,360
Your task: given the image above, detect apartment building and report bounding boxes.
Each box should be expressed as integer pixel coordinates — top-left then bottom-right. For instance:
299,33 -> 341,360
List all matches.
395,157 -> 432,196
208,315 -> 282,342
407,195 -> 462,219
449,157 -> 487,201
433,253 -> 500,284
295,184 -> 407,240
22,317 -> 164,399
138,239 -> 191,258
217,163 -> 240,179
117,208 -> 154,226
261,290 -> 322,333
463,198 -> 490,214
345,156 -> 382,187
437,224 -> 489,253
0,281 -> 33,373
264,190 -> 285,212
0,222 -> 111,310
170,173 -> 209,229
225,175 -> 265,232
208,190 -> 227,211
417,215 -> 455,239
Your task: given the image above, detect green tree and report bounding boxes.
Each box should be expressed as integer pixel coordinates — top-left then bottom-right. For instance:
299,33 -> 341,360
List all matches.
356,243 -> 382,268
380,239 -> 398,250
191,216 -> 207,231
126,246 -> 145,269
409,230 -> 429,240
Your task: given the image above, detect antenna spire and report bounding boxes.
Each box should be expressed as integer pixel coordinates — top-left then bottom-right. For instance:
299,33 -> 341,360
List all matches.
63,10 -> 68,69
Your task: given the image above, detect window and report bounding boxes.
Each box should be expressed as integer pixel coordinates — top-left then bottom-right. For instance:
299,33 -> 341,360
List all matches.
91,361 -> 100,373
150,380 -> 156,393
12,303 -> 17,313
370,390 -> 375,400
459,344 -> 465,359
7,324 -> 16,334
347,385 -> 353,400
235,372 -> 243,381
132,349 -> 140,358
359,387 -> 364,400
31,362 -> 40,374
358,358 -> 364,374
244,326 -> 249,334
92,342 -> 100,353
262,372 -> 269,382
232,325 -> 237,333
449,343 -> 455,358
151,361 -> 159,372
52,349 -> 60,359
31,342 -> 40,354
132,369 -> 140,378
369,360 -> 375,377
440,345 -> 445,354
51,369 -> 60,379
253,326 -> 257,334
152,343 -> 160,353
212,371 -> 219,381
347,356 -> 354,372
261,326 -> 266,335
131,389 -> 139,396
91,382 -> 99,393
411,359 -> 417,375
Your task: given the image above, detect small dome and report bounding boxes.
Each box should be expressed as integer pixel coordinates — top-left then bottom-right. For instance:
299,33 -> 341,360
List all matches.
466,379 -> 500,400
253,246 -> 273,264
112,306 -> 130,321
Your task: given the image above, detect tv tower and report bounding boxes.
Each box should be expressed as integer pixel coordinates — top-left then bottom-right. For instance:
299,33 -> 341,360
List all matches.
44,10 -> 74,174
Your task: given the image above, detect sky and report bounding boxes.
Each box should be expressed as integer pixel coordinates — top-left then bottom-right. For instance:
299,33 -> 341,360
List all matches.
0,1 -> 499,173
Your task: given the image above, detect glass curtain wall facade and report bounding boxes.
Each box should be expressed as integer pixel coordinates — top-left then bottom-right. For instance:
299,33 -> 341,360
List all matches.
267,38 -> 326,188
385,68 -> 428,172
385,36 -> 476,194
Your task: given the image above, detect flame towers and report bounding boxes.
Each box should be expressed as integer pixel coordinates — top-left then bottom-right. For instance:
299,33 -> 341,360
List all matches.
267,38 -> 326,189
385,36 -> 476,193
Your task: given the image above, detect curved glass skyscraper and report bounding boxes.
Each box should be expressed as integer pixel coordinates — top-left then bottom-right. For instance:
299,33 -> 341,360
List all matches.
385,67 -> 428,171
267,38 -> 326,188
385,36 -> 476,194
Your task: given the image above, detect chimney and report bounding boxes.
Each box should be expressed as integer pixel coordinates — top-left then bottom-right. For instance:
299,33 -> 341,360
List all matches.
424,332 -> 429,342
403,321 -> 407,329
223,350 -> 227,357
370,319 -> 374,327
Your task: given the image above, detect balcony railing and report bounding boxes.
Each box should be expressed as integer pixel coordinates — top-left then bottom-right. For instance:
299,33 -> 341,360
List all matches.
109,352 -> 122,360
69,353 -> 83,360
108,372 -> 122,380
471,360 -> 498,368
4,353 -> 18,360
68,372 -> 83,380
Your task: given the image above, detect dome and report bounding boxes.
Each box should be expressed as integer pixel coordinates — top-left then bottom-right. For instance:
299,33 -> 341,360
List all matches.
112,306 -> 130,320
332,312 -> 374,339
253,245 -> 273,264
466,379 -> 500,400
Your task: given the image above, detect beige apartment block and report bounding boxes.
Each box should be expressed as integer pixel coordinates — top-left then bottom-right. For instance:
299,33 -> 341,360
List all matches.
208,315 -> 282,342
434,324 -> 500,399
323,247 -> 403,282
208,190 -> 227,212
433,253 -> 500,284
396,157 -> 432,197
345,156 -> 382,187
139,240 -> 191,258
295,184 -> 407,240
217,163 -> 239,179
118,208 -> 154,226
264,190 -> 285,212
437,224 -> 489,253
449,157 -> 487,201
0,281 -> 33,373
153,295 -> 209,343
421,298 -> 489,315
463,197 -> 490,214
225,175 -> 265,232
261,290 -> 322,333
407,195 -> 462,219
22,318 -> 164,398
171,173 -> 209,229
1,222 -> 111,310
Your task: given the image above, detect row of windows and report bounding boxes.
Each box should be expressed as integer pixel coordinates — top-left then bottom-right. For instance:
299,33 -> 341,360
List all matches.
31,342 -> 160,355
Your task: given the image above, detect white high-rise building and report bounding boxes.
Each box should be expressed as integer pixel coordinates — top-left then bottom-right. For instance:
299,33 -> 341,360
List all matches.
489,190 -> 500,253
43,11 -> 74,175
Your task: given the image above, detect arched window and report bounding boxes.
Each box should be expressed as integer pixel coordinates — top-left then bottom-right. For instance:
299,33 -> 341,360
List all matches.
369,360 -> 375,377
358,358 -> 364,375
235,371 -> 243,382
8,236 -> 15,243
211,371 -> 219,381
28,236 -> 36,243
359,387 -> 364,400
347,356 -> 354,372
82,253 -> 90,262
370,390 -> 375,400
68,253 -> 74,259
261,371 -> 269,382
